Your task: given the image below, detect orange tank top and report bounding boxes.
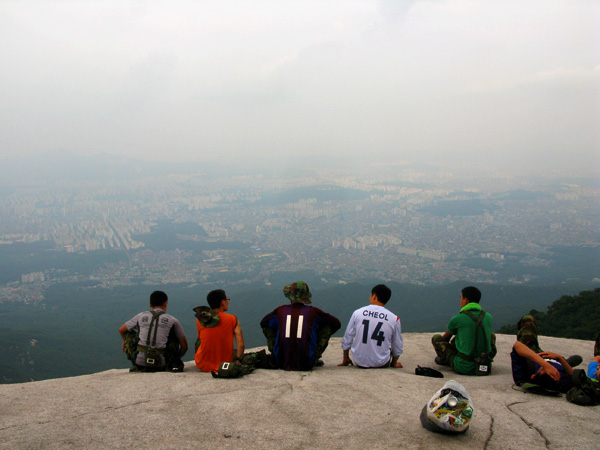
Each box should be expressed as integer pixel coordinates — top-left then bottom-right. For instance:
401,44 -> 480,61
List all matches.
195,312 -> 237,372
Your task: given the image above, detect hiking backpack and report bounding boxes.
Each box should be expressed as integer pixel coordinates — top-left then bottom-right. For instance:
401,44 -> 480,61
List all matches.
456,310 -> 492,376
137,310 -> 166,367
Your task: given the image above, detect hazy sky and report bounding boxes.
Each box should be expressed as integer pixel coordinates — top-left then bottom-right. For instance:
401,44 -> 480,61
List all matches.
1,1 -> 599,174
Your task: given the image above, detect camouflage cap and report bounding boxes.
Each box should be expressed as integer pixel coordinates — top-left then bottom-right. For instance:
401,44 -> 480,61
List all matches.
283,281 -> 312,304
193,306 -> 220,328
517,315 -> 542,353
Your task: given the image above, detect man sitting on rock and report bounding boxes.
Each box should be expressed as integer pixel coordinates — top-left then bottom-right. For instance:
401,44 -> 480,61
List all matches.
119,290 -> 188,372
431,286 -> 496,375
338,284 -> 404,369
194,289 -> 245,372
261,281 -> 341,371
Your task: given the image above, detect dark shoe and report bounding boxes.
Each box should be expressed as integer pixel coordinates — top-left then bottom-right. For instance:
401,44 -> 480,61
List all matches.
566,355 -> 583,368
315,359 -> 324,367
129,366 -> 140,372
435,356 -> 448,366
167,359 -> 185,372
415,366 -> 444,378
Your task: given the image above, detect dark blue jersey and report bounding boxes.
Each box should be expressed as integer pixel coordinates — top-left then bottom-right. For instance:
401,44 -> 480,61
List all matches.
260,303 -> 340,371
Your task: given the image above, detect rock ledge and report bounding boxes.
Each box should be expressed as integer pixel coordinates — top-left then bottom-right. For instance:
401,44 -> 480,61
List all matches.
1,333 -> 599,450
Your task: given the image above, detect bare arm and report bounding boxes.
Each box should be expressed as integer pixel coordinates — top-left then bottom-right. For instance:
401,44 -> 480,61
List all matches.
538,351 -> 574,375
513,341 -> 561,382
118,324 -> 129,352
390,320 -> 403,367
178,336 -> 188,357
234,320 -> 245,359
442,330 -> 452,341
390,355 -> 403,368
338,349 -> 354,366
118,324 -> 129,339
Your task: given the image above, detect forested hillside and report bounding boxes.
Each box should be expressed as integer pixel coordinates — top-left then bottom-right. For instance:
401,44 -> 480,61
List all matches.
498,288 -> 600,340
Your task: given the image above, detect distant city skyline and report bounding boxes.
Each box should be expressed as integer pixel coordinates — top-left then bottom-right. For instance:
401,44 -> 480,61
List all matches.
1,1 -> 599,176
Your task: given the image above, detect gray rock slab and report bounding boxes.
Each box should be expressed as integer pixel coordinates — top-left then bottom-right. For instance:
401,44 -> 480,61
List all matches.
1,333 -> 599,450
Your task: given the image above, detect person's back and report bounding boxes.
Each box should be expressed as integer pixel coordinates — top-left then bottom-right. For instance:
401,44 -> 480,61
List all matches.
194,289 -> 245,372
261,281 -> 341,371
449,306 -> 494,374
118,290 -> 188,372
131,311 -> 178,366
432,286 -> 495,375
339,284 -> 404,369
195,309 -> 238,372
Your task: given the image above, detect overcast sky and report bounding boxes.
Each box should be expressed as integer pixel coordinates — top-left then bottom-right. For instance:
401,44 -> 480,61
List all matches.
1,1 -> 598,174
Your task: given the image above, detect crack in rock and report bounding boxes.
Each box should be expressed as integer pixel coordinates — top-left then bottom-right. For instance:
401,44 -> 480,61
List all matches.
506,401 -> 550,449
483,416 -> 494,450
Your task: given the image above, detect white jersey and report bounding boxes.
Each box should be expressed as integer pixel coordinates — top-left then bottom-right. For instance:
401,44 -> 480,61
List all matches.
341,304 -> 403,368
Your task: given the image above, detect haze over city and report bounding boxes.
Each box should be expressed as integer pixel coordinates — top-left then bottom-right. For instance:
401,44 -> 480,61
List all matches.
1,0 -> 598,176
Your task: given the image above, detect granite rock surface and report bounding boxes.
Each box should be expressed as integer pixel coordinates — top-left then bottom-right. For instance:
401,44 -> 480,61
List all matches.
1,333 -> 599,450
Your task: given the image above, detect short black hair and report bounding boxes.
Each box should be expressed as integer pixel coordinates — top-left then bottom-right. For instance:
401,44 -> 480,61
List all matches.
461,286 -> 481,303
150,290 -> 168,307
371,284 -> 392,304
207,289 -> 227,309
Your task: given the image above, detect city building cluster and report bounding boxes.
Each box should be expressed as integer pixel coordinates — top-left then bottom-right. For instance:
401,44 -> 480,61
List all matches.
0,167 -> 598,302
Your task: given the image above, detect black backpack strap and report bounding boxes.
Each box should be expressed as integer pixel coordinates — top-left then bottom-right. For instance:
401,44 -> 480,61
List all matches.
456,310 -> 487,362
145,310 -> 165,349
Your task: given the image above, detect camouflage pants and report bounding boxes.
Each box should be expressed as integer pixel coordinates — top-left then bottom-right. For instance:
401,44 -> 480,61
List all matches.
262,326 -> 277,355
432,333 -> 497,366
123,330 -> 139,363
240,349 -> 278,370
431,334 -> 457,366
123,330 -> 183,372
315,325 -> 335,363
